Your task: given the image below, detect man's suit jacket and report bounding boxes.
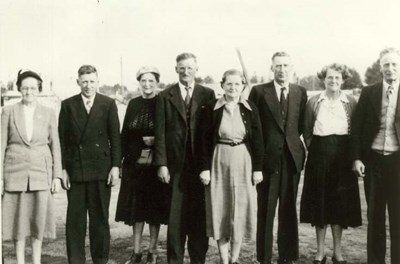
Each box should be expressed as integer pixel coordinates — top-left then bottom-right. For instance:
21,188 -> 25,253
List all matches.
249,81 -> 307,175
1,102 -> 62,191
351,82 -> 400,162
58,93 -> 121,182
154,83 -> 215,178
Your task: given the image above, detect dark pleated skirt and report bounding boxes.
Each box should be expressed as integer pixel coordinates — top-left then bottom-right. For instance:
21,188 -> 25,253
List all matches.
300,135 -> 362,228
115,158 -> 170,225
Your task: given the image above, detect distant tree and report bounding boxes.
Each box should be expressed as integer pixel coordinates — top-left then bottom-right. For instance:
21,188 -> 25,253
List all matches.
260,76 -> 265,83
7,80 -> 14,91
299,75 -> 322,90
364,59 -> 382,85
204,75 -> 214,84
342,68 -> 362,90
249,72 -> 258,84
195,77 -> 204,84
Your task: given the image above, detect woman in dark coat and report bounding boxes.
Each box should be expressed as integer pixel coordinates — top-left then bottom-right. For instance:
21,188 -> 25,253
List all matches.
116,66 -> 169,264
300,63 -> 362,264
197,69 -> 264,264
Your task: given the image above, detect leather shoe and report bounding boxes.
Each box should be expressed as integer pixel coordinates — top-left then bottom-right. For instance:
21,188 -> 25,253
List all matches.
278,259 -> 296,264
332,256 -> 347,264
313,256 -> 326,264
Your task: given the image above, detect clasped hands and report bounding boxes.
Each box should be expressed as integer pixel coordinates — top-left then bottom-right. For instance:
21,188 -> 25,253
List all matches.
199,170 -> 263,186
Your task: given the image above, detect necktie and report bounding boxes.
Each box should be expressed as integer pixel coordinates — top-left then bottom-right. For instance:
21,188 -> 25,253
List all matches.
387,86 -> 394,100
280,87 -> 287,115
86,99 -> 92,114
185,86 -> 191,110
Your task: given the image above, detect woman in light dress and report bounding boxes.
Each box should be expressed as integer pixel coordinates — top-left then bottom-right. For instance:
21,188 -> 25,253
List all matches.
198,69 -> 264,264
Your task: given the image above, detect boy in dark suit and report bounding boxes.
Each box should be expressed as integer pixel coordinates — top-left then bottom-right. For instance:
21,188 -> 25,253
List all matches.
59,65 -> 121,264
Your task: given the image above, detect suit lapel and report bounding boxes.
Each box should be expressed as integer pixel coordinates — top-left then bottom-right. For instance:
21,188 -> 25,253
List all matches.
263,83 -> 284,131
368,83 -> 383,120
169,84 -> 187,123
287,84 -> 300,126
190,84 -> 204,124
13,102 -> 30,145
70,95 -> 89,133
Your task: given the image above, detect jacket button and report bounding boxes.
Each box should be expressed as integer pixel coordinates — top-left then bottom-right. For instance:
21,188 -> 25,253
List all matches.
79,145 -> 83,150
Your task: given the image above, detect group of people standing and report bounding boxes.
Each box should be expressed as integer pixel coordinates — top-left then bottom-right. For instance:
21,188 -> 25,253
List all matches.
1,47 -> 399,264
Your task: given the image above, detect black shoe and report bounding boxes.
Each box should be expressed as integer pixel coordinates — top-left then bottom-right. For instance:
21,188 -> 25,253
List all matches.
332,256 -> 347,264
278,259 -> 296,264
313,256 -> 326,264
125,253 -> 142,264
146,252 -> 157,264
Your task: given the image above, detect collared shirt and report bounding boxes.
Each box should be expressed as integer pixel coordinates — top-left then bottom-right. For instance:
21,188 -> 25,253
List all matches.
178,81 -> 195,101
213,95 -> 252,111
313,91 -> 349,136
371,80 -> 400,155
274,80 -> 289,102
23,104 -> 36,141
81,93 -> 96,113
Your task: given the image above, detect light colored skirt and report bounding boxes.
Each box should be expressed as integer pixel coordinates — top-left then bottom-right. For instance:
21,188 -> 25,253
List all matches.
205,143 -> 257,241
2,189 -> 56,241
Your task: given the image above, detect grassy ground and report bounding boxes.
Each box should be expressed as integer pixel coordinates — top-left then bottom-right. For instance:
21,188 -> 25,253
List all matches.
2,177 -> 390,264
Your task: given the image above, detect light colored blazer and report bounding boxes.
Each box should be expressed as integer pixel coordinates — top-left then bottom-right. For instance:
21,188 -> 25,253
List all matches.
1,102 -> 62,191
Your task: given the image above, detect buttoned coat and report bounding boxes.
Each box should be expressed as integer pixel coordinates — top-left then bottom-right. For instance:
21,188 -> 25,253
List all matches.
248,81 -> 308,175
1,102 -> 62,191
58,93 -> 121,182
154,83 -> 216,177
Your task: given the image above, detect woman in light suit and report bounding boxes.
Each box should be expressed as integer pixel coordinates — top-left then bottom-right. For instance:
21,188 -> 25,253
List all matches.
1,70 -> 63,264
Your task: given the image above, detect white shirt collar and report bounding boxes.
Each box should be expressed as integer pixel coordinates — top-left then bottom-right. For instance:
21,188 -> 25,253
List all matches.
274,80 -> 289,99
213,96 -> 252,111
383,79 -> 399,92
81,93 -> 96,104
178,81 -> 195,99
317,91 -> 349,103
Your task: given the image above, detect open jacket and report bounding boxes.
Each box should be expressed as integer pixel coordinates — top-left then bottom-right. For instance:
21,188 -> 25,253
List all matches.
303,92 -> 357,149
196,98 -> 264,173
1,102 -> 62,191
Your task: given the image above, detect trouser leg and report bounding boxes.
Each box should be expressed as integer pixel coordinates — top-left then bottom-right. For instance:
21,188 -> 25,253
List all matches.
87,181 -> 111,264
277,153 -> 299,261
66,182 -> 87,264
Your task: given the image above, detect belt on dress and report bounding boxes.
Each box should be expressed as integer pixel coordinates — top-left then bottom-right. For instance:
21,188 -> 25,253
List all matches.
217,140 -> 245,146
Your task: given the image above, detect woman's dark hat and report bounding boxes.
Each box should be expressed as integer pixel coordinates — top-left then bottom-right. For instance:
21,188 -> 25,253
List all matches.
16,69 -> 42,87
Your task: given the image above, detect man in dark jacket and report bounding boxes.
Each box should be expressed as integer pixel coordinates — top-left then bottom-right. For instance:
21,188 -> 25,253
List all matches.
154,53 -> 215,264
352,47 -> 400,264
249,52 -> 307,264
59,65 -> 121,264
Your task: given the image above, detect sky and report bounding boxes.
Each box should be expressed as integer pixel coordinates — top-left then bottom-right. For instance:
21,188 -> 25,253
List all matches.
1,0 -> 400,99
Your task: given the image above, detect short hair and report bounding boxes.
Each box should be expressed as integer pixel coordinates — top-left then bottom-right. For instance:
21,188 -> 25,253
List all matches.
176,53 -> 197,63
317,63 -> 352,81
220,69 -> 246,85
78,65 -> 97,76
271,51 -> 291,62
379,47 -> 400,62
138,72 -> 160,83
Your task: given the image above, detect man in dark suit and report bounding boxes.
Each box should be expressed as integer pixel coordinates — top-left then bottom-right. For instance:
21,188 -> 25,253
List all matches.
249,52 -> 307,264
154,53 -> 215,264
59,65 -> 121,264
352,47 -> 400,264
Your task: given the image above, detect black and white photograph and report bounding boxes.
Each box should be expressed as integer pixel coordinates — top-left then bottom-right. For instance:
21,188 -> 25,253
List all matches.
1,0 -> 400,263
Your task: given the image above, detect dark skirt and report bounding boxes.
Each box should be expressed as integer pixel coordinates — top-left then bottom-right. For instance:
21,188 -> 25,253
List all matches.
115,158 -> 170,225
300,135 -> 362,228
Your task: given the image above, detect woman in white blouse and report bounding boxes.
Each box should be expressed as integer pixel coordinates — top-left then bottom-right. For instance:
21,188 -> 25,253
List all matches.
300,64 -> 362,264
1,70 -> 62,264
